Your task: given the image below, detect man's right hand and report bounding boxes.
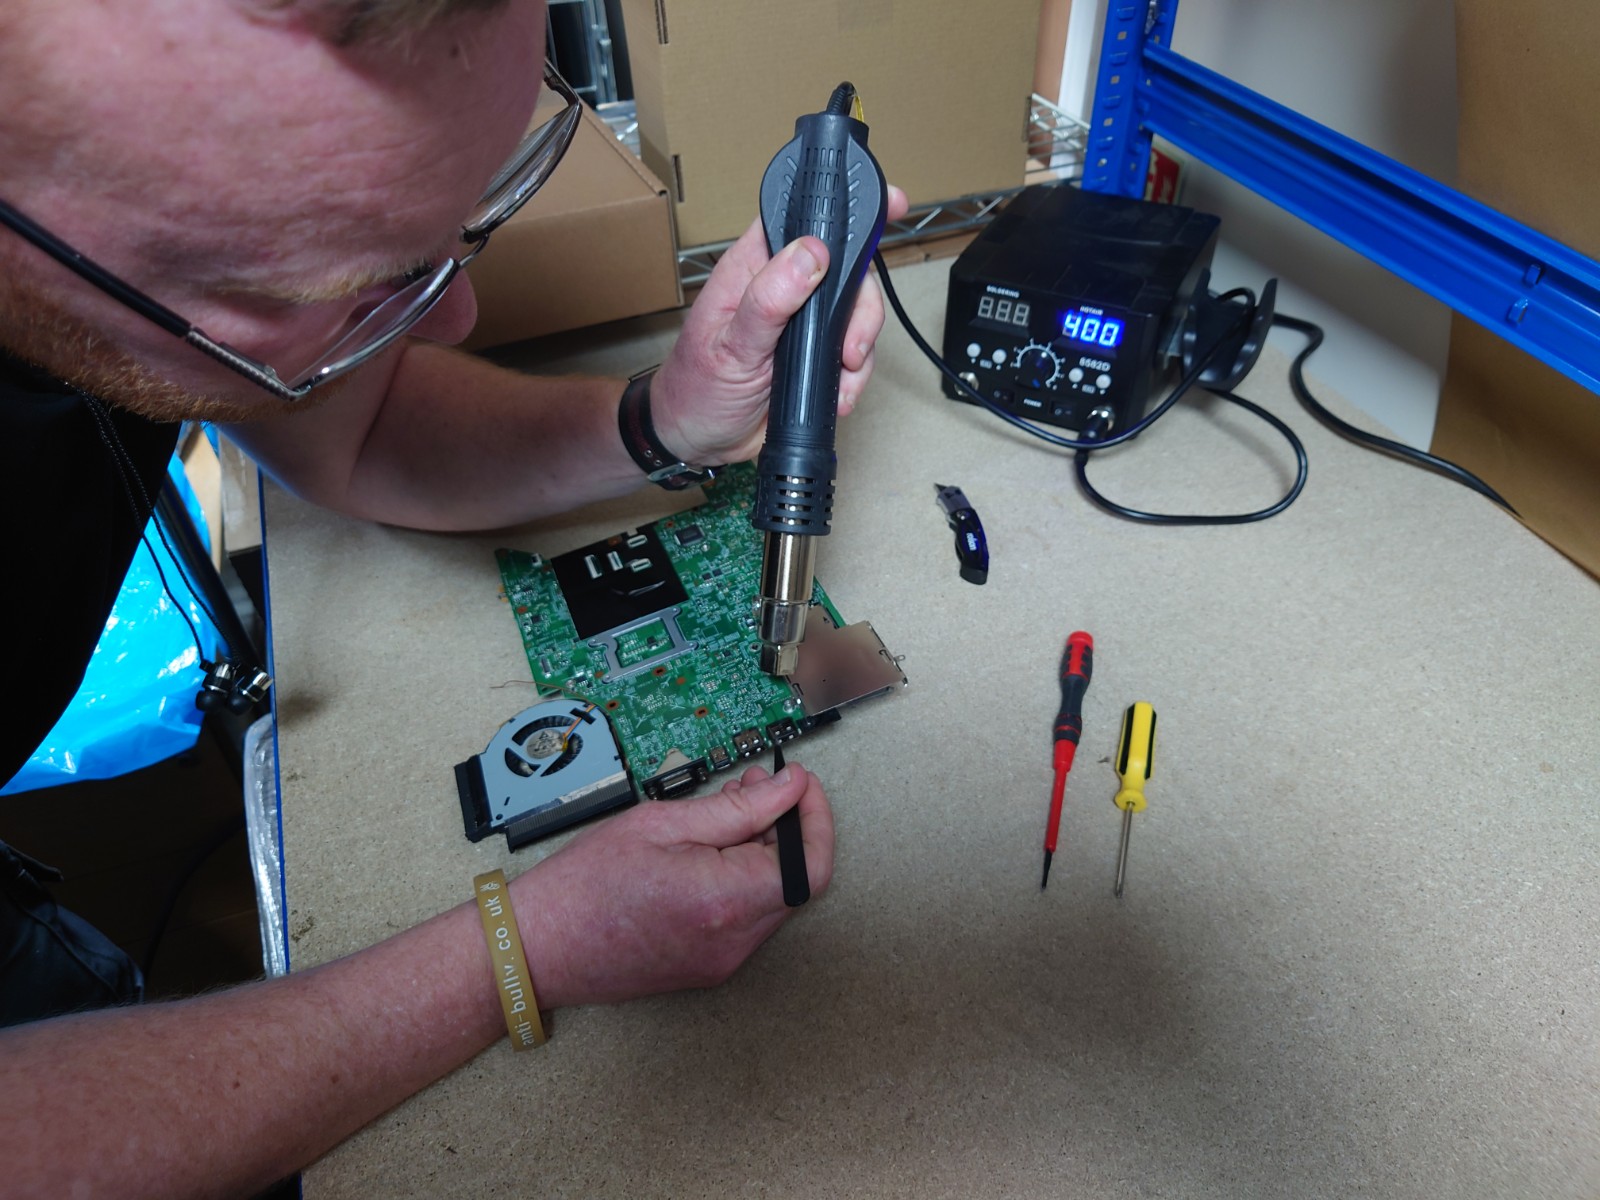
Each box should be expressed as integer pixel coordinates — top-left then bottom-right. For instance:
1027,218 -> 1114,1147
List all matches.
513,764 -> 834,1008
645,184 -> 910,473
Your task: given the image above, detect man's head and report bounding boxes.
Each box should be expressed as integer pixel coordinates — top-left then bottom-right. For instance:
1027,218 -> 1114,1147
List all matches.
0,0 -> 546,421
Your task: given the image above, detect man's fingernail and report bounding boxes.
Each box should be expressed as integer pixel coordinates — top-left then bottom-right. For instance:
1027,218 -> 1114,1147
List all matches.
776,765 -> 794,784
793,243 -> 823,282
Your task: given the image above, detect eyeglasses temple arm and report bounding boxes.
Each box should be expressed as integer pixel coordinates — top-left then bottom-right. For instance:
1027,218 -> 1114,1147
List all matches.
182,330 -> 301,401
0,196 -> 193,339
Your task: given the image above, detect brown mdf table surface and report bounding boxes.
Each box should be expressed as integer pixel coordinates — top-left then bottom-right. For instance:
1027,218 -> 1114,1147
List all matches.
267,259 -> 1600,1199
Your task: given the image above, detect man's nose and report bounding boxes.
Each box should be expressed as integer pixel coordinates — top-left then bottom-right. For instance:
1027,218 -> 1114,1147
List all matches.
410,270 -> 479,347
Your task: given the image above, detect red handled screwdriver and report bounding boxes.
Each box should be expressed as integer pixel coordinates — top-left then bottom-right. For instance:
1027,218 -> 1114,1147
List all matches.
1041,630 -> 1094,889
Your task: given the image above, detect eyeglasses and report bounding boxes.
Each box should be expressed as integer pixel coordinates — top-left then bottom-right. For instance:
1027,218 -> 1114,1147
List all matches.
0,63 -> 583,402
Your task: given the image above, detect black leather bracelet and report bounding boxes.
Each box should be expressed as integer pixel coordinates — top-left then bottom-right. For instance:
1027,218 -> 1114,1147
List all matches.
617,367 -> 716,491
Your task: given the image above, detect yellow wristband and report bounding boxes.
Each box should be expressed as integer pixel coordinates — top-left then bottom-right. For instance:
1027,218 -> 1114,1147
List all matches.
472,869 -> 546,1049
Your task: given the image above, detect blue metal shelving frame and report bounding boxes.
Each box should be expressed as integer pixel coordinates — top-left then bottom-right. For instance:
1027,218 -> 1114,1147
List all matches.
1083,0 -> 1600,397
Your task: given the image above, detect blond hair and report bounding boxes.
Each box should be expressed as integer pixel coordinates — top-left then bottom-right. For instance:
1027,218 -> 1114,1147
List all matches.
258,0 -> 511,46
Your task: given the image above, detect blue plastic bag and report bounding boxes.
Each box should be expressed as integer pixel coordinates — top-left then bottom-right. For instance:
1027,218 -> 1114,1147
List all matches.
2,455 -> 222,794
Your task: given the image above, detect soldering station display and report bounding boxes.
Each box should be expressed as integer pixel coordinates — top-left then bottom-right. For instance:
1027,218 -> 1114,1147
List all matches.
1058,307 -> 1124,350
974,295 -> 1030,327
941,186 -> 1218,433
975,296 -> 1126,350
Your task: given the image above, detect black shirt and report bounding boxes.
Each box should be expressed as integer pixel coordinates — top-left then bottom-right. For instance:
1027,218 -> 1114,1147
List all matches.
0,351 -> 180,787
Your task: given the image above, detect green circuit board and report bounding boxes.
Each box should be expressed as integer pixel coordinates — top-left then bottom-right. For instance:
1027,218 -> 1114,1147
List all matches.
494,464 -> 847,799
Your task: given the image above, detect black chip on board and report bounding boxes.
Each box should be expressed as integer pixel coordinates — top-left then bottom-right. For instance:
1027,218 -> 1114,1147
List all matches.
550,527 -> 688,640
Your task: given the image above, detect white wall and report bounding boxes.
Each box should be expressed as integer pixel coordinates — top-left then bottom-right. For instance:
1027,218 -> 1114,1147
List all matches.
1059,0 -> 1459,447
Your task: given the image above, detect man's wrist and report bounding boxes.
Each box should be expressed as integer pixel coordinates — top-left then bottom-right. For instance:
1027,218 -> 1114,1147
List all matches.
472,869 -> 546,1049
617,366 -> 717,491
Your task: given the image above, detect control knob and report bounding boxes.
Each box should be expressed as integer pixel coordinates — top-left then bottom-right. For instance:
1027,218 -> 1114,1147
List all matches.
1013,341 -> 1063,390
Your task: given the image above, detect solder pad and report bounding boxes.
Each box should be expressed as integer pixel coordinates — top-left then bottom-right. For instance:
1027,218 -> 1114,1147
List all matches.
494,462 -> 906,802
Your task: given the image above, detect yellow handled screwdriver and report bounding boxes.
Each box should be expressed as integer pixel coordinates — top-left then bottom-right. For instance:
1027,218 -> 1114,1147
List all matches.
1112,701 -> 1156,898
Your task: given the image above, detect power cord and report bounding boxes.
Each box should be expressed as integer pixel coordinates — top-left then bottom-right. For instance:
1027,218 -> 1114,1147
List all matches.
80,392 -> 273,712
1073,389 -> 1308,525
82,396 -> 214,650
1273,314 -> 1518,514
874,252 -> 1519,522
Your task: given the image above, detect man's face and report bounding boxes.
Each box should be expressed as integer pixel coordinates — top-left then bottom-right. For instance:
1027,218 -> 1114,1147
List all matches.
1,0 -> 547,420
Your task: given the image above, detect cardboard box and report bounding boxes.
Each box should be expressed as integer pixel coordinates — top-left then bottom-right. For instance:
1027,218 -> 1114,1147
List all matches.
1434,0 -> 1600,577
463,95 -> 682,350
619,0 -> 1039,248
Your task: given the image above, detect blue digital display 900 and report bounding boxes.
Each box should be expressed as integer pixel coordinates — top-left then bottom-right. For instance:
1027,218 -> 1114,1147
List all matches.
1061,307 -> 1123,349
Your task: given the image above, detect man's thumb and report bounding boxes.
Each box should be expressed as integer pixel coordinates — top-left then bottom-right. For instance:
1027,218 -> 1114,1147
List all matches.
662,766 -> 808,847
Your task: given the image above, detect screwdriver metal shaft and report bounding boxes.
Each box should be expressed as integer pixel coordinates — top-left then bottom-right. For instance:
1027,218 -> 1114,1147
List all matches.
1114,807 -> 1134,897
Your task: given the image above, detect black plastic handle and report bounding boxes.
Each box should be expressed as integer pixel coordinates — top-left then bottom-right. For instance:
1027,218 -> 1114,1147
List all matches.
772,743 -> 809,907
949,508 -> 988,585
934,483 -> 988,584
751,87 -> 889,537
1055,631 -> 1094,747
